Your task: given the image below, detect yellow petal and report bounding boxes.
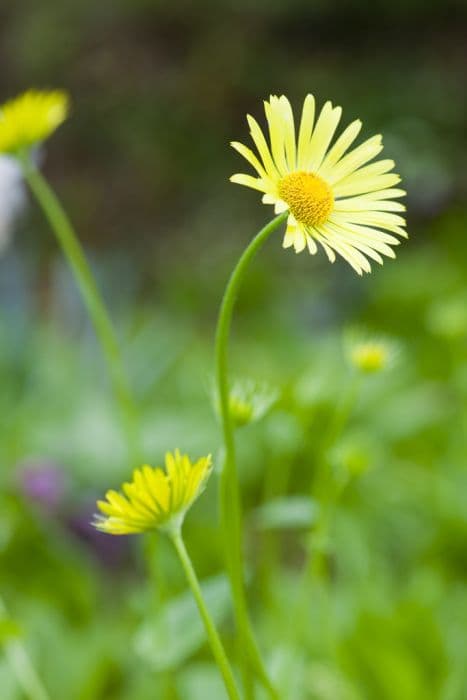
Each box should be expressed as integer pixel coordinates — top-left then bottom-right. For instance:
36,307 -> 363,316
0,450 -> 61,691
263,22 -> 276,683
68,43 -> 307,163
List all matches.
297,94 -> 316,168
326,135 -> 383,184
317,119 -> 362,177
230,174 -> 270,193
264,97 -> 289,176
293,228 -> 307,253
230,141 -> 269,180
305,102 -> 342,172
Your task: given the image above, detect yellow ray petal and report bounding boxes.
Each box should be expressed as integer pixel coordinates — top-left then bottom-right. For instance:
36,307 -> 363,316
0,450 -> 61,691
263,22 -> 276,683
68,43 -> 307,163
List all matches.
230,141 -> 269,180
317,119 -> 362,177
326,135 -> 383,184
246,114 -> 280,180
297,94 -> 316,168
306,102 -> 342,172
264,97 -> 289,176
229,173 -> 270,193
334,173 -> 401,198
277,95 -> 296,171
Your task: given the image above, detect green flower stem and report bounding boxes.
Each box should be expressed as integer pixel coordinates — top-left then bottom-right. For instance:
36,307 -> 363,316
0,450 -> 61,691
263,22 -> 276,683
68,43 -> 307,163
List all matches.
0,598 -> 50,700
215,212 -> 287,698
170,531 -> 241,700
20,156 -> 139,462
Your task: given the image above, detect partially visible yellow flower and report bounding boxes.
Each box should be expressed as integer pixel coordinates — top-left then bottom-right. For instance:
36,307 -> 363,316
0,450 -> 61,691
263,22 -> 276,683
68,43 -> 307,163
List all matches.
345,328 -> 399,374
231,94 -> 407,275
94,450 -> 212,535
351,343 -> 387,373
226,379 -> 279,428
0,90 -> 69,155
349,340 -> 392,373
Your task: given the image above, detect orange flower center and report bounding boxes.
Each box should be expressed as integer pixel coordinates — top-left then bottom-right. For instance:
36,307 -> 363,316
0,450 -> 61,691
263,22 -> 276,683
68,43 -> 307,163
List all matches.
278,171 -> 333,227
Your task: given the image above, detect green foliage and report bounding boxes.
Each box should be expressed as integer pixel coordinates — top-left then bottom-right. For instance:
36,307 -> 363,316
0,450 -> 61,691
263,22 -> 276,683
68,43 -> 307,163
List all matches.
1,205 -> 466,698
1,1 -> 467,697
135,574 -> 231,672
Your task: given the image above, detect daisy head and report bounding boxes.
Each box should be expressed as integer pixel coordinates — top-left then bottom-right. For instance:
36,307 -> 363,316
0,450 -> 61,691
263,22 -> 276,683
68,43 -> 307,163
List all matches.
0,90 -> 69,156
345,330 -> 399,374
349,341 -> 391,373
230,94 -> 407,275
94,450 -> 212,536
215,378 -> 279,428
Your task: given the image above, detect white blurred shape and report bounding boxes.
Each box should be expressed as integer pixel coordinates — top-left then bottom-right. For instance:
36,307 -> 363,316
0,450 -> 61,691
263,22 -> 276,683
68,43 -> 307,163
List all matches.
0,155 -> 25,254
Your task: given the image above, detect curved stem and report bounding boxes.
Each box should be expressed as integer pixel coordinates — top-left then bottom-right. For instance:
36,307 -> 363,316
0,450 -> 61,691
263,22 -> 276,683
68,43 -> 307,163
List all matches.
170,531 -> 241,700
21,156 -> 139,463
0,598 -> 50,700
215,212 -> 287,698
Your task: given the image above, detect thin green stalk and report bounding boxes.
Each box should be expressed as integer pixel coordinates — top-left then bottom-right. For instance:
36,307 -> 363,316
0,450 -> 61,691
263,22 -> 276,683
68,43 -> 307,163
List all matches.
0,598 -> 50,700
170,531 -> 241,700
20,155 -> 138,462
215,212 -> 287,698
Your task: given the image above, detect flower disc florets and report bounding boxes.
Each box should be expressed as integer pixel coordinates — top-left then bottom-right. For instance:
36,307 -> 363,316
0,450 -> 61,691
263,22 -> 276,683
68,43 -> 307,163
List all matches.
278,171 -> 333,227
350,342 -> 389,373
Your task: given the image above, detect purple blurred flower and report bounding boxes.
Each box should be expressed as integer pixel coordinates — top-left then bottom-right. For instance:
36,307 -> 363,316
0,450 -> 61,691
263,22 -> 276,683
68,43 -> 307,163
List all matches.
17,460 -> 131,570
18,459 -> 68,512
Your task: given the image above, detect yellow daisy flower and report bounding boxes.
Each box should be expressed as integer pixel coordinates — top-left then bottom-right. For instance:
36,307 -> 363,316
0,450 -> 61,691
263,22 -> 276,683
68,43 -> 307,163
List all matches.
344,329 -> 401,374
231,94 -> 407,275
0,90 -> 69,155
221,378 -> 278,428
94,450 -> 212,535
350,341 -> 390,373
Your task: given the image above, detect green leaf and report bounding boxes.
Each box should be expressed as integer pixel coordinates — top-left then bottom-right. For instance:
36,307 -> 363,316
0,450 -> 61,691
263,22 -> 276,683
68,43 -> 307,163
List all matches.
176,662 -> 229,700
134,574 -> 231,672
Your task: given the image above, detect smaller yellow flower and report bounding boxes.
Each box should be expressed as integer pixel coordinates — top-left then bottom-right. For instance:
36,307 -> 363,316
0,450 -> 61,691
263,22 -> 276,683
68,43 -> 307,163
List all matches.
345,329 -> 399,374
94,450 -> 212,535
350,341 -> 391,373
0,90 -> 69,155
226,379 -> 279,428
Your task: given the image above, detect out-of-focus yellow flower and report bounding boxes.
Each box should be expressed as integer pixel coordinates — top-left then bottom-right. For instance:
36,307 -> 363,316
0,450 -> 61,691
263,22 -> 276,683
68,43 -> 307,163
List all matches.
0,90 -> 69,155
228,394 -> 254,427
215,378 -> 278,428
231,94 -> 407,275
94,450 -> 212,535
350,341 -> 391,373
345,329 -> 399,374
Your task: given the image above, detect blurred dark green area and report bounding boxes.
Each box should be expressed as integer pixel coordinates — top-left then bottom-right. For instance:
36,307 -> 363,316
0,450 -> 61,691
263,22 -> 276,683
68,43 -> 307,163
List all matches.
0,1 -> 467,698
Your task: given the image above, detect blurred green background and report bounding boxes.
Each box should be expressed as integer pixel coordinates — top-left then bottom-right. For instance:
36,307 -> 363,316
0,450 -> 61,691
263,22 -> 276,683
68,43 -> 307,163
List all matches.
0,1 -> 466,698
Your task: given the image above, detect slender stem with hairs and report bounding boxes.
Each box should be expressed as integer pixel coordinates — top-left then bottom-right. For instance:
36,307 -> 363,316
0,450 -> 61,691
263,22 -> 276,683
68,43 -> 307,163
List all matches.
170,531 -> 241,700
215,212 -> 288,699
